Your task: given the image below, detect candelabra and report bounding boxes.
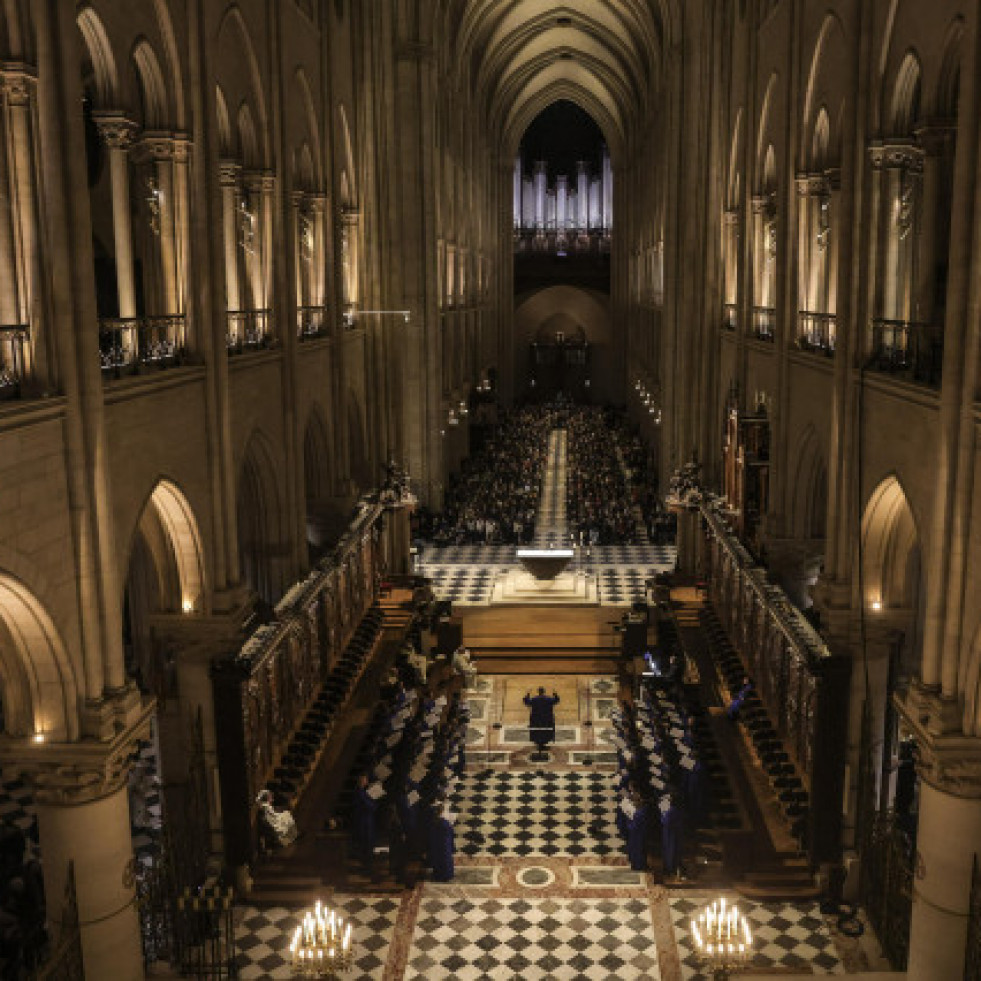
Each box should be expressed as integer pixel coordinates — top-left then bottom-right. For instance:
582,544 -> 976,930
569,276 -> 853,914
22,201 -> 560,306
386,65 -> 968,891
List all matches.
289,900 -> 355,978
690,896 -> 753,981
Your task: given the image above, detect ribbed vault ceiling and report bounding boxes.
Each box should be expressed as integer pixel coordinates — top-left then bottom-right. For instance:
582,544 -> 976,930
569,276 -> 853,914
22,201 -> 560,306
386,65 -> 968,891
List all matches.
440,1 -> 672,162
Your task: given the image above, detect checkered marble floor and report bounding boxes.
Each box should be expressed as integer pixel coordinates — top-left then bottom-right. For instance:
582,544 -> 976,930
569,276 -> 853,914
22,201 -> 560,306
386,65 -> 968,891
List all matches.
235,895 -> 400,979
670,897 -> 844,977
451,769 -> 619,857
404,895 -> 661,980
414,544 -> 676,606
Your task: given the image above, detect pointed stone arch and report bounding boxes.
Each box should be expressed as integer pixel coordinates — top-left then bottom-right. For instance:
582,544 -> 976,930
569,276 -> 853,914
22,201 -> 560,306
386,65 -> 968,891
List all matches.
0,571 -> 78,742
889,51 -> 922,137
790,424 -> 828,541
76,5 -> 119,109
859,474 -> 921,613
131,37 -> 169,131
237,430 -> 284,605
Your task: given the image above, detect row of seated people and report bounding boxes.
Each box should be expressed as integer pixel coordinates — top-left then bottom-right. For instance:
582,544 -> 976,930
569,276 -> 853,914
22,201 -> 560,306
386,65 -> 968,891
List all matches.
347,681 -> 470,884
610,682 -> 705,879
262,606 -> 385,817
703,608 -> 810,848
419,406 -> 561,545
566,406 -> 643,544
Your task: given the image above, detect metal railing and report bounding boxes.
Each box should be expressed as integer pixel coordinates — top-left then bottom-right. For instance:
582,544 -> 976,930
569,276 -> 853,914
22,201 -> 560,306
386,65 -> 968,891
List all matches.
297,305 -> 330,340
0,323 -> 29,400
226,308 -> 273,351
869,318 -> 943,388
99,316 -> 185,378
797,311 -> 837,355
751,305 -> 776,342
723,303 -> 738,332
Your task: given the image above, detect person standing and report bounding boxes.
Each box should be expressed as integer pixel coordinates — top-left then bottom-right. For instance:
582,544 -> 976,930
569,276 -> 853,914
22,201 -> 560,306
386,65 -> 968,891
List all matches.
351,774 -> 378,873
626,793 -> 649,871
428,799 -> 456,882
524,686 -> 560,753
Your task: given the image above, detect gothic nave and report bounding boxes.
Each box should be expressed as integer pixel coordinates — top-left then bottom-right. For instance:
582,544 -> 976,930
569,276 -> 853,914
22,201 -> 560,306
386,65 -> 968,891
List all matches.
0,1 -> 980,979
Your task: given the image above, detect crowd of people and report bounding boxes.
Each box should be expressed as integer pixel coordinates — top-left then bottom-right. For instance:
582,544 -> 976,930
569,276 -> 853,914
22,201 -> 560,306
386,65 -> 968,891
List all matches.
609,667 -> 705,879
414,400 -> 667,549
418,406 -> 560,545
566,406 -> 644,544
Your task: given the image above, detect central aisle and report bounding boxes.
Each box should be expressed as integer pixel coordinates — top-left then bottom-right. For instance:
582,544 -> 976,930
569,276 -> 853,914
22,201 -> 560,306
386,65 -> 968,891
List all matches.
534,428 -> 569,545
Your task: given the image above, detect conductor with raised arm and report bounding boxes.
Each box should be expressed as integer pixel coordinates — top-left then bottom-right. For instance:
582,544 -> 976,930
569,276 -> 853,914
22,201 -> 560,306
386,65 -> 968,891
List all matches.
524,686 -> 560,756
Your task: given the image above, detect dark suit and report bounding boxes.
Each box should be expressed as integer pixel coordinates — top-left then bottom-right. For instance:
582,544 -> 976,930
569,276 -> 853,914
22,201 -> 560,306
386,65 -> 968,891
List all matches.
524,692 -> 560,749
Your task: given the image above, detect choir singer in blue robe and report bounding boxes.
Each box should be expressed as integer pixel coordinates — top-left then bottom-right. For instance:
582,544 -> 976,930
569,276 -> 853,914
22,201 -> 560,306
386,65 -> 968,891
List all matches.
524,687 -> 560,750
428,800 -> 456,881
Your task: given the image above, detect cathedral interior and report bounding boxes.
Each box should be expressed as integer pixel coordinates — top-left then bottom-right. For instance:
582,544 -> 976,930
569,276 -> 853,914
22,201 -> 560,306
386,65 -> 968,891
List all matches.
0,1 -> 979,979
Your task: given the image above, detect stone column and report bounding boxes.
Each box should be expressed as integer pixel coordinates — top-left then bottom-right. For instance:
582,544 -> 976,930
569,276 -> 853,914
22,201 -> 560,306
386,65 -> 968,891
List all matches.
172,136 -> 191,321
7,709 -> 154,981
138,135 -> 180,317
3,66 -> 37,331
896,692 -> 981,981
218,161 -> 242,324
0,79 -> 21,328
259,172 -> 276,318
308,193 -> 327,308
93,114 -> 139,320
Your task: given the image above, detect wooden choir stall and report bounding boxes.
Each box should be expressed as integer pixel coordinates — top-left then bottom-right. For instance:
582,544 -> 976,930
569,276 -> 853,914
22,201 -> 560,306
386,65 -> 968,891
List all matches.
699,499 -> 850,866
211,500 -> 410,875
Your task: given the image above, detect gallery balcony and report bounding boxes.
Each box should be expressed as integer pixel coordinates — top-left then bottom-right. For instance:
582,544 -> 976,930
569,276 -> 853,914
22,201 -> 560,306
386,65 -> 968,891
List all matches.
797,311 -> 836,356
227,309 -> 274,353
868,318 -> 943,388
297,305 -> 331,341
0,324 -> 29,400
99,315 -> 186,379
723,303 -> 738,332
751,306 -> 776,343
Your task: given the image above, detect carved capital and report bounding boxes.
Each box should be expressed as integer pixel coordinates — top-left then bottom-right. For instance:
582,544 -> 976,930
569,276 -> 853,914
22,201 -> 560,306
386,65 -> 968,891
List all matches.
894,682 -> 981,796
219,160 -> 242,187
305,193 -> 327,214
136,131 -> 179,163
340,204 -> 361,227
723,208 -> 740,227
0,699 -> 154,806
244,170 -> 275,194
869,140 -> 924,173
1,64 -> 35,107
795,173 -> 830,197
93,111 -> 138,150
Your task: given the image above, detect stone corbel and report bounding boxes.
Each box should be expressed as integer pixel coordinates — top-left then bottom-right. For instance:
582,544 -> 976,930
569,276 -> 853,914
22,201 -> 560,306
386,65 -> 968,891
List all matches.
0,63 -> 36,106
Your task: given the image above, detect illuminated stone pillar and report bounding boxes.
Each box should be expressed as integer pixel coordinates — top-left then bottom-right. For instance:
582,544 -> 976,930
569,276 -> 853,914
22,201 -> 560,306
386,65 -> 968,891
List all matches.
94,113 -> 139,320
218,161 -> 242,322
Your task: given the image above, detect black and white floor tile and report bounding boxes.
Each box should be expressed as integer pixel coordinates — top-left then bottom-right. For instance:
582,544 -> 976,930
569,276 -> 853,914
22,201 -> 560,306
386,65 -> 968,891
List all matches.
235,895 -> 400,980
451,769 -> 618,858
414,544 -> 677,607
669,897 -> 844,978
404,895 -> 661,980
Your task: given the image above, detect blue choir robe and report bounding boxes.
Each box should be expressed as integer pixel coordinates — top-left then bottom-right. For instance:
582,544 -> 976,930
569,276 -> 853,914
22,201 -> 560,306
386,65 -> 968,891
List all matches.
726,682 -> 753,721
660,802 -> 681,875
352,787 -> 378,863
429,814 -> 455,881
524,693 -> 560,748
627,805 -> 648,870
